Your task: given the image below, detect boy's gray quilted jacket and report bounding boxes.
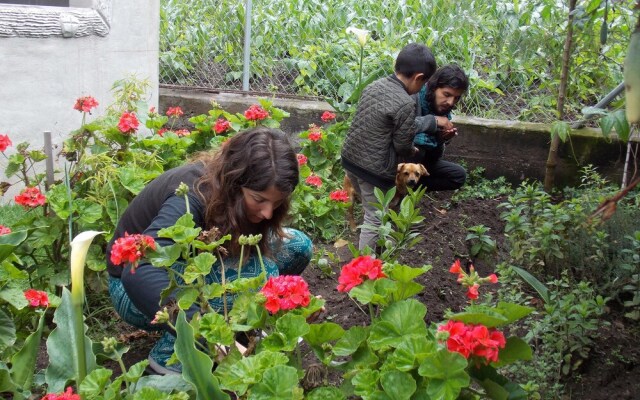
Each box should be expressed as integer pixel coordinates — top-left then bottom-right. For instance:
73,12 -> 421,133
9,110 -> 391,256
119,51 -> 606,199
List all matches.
341,75 -> 422,189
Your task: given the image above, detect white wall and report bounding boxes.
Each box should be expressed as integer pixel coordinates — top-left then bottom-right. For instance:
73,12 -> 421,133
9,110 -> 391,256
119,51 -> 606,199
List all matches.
0,1 -> 159,202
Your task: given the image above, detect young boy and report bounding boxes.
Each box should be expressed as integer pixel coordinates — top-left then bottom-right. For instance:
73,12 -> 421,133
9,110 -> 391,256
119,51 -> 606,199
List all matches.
407,64 -> 469,191
340,43 -> 437,250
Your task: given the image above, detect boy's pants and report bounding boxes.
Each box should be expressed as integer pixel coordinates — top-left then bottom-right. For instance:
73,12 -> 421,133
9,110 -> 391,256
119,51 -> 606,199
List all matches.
346,172 -> 381,250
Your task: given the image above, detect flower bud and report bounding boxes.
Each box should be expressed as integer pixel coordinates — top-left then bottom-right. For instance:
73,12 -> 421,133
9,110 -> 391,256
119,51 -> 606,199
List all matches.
435,330 -> 450,342
101,337 -> 118,354
151,307 -> 170,325
175,182 -> 189,197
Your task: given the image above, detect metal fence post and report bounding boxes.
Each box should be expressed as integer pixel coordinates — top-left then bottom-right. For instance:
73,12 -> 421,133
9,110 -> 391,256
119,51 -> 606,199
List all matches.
242,0 -> 253,92
43,131 -> 54,190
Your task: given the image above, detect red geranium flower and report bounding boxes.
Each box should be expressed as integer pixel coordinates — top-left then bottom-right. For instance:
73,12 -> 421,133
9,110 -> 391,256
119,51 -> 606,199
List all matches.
0,225 -> 11,235
449,259 -> 498,302
260,275 -> 311,314
117,112 -> 139,134
296,154 -> 307,166
110,233 -> 156,273
305,175 -> 322,187
166,106 -> 184,118
321,111 -> 336,122
329,189 -> 349,202
466,284 -> 479,300
0,134 -> 12,152
24,289 -> 49,308
449,259 -> 462,274
41,387 -> 80,400
175,129 -> 191,137
73,96 -> 99,113
244,105 -> 269,121
14,187 -> 46,208
438,320 -> 506,364
157,128 -> 168,136
214,118 -> 231,134
337,255 -> 386,292
307,124 -> 323,142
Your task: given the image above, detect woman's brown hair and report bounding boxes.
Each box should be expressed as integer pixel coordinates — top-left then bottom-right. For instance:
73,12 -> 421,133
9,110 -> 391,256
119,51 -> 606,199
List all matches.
194,127 -> 299,257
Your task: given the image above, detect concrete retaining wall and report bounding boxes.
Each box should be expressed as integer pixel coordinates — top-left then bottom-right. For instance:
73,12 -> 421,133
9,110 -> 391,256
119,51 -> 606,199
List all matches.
161,87 -> 638,188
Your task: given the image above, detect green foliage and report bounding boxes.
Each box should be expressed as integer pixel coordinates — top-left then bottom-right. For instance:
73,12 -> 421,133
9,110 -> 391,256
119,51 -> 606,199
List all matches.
289,119 -> 351,242
363,186 -> 427,262
619,231 -> 640,320
452,167 -> 513,203
502,272 -> 606,397
466,224 -> 497,261
160,0 -> 633,122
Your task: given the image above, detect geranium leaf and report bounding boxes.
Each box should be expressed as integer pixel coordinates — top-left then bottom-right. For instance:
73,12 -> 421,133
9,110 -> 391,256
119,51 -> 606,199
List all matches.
352,369 -> 379,398
389,336 -> 436,372
199,312 -> 234,346
333,326 -> 368,357
248,365 -> 302,399
306,386 -> 346,400
79,368 -> 112,397
369,299 -> 427,349
446,305 -> 509,328
419,349 -> 469,400
305,322 -> 345,346
380,370 -> 416,400
493,337 -> 533,367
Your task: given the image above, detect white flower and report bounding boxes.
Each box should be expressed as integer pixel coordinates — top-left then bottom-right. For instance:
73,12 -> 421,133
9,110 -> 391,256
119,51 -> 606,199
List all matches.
346,26 -> 369,47
70,230 -> 103,302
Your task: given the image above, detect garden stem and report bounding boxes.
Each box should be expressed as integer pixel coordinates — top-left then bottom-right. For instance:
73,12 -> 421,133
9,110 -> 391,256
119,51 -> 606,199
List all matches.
219,253 -> 229,321
117,358 -> 129,391
295,344 -> 303,370
255,245 -> 267,278
357,45 -> 364,91
238,244 -> 245,278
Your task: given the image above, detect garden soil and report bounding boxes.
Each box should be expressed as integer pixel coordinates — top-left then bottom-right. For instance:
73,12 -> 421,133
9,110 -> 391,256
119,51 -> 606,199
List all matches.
36,192 -> 640,399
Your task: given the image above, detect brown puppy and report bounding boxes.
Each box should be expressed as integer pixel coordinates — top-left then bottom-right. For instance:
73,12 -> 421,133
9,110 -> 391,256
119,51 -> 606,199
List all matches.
345,163 -> 429,231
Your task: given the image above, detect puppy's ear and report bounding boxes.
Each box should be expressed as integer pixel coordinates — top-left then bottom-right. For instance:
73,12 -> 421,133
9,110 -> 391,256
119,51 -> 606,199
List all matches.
397,163 -> 405,172
419,163 -> 429,176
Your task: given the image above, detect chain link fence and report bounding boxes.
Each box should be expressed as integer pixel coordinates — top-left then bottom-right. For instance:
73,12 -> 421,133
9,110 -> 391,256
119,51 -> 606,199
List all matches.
159,0 -> 631,123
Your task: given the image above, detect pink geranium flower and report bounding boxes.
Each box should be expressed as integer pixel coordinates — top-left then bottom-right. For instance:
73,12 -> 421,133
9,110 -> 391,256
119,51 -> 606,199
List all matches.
117,112 -> 140,134
337,255 -> 386,292
214,118 -> 231,134
321,111 -> 336,122
73,96 -> 99,113
110,233 -> 156,273
0,134 -> 12,152
24,289 -> 49,308
261,275 -> 311,314
166,106 -> 184,118
14,187 -> 46,208
305,175 -> 322,187
244,105 -> 269,121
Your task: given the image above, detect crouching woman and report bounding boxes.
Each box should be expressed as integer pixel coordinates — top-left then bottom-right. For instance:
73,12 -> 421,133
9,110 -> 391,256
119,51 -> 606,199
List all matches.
106,127 -> 312,374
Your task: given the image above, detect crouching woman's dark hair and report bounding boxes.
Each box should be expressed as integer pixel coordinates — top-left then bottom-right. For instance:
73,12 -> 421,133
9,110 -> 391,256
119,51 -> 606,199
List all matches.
195,127 -> 299,257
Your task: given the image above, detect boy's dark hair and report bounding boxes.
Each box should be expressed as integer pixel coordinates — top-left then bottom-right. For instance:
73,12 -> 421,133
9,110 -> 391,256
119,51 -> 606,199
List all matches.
427,64 -> 470,92
394,43 -> 437,78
